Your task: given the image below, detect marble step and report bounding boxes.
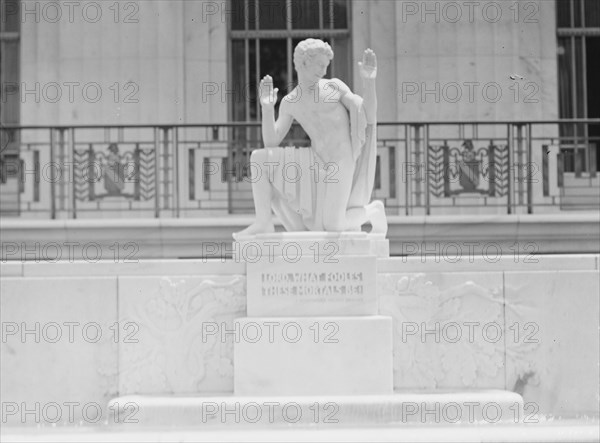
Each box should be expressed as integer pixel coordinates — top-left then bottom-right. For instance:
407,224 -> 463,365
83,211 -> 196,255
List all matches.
108,390 -> 525,428
4,421 -> 600,443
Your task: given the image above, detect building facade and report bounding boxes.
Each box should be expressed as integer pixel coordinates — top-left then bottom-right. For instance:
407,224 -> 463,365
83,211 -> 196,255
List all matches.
1,0 -> 598,217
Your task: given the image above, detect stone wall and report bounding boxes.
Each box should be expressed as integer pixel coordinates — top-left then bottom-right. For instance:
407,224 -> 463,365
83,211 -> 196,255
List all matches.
1,254 -> 598,426
20,0 -> 227,127
19,1 -> 558,127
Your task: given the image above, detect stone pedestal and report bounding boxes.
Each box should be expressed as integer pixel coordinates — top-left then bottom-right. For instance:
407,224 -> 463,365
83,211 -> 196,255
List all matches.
234,316 -> 393,395
234,232 -> 393,396
99,231 -> 542,428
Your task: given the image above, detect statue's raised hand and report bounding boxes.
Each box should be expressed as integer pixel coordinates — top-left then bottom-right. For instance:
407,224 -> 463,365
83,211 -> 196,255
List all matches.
358,48 -> 377,80
259,75 -> 279,108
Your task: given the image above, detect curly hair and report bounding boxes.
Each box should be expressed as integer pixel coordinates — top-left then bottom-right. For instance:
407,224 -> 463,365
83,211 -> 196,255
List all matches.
293,38 -> 333,71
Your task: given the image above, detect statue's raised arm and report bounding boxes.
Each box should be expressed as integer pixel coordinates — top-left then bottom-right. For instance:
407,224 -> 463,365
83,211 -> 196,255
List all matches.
358,48 -> 377,125
359,48 -> 377,79
259,75 -> 293,147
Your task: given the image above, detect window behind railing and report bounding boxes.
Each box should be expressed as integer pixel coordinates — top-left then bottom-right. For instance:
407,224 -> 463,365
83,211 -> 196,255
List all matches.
1,0 -> 21,156
556,0 -> 600,172
0,0 -> 21,215
228,0 -> 351,151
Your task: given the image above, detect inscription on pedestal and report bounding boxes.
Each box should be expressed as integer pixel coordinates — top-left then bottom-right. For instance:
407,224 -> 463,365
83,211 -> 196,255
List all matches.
261,271 -> 364,299
247,256 -> 377,316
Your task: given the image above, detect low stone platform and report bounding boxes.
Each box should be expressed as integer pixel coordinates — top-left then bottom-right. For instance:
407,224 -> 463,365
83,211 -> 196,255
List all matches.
2,213 -> 598,260
3,421 -> 600,443
108,390 -> 524,428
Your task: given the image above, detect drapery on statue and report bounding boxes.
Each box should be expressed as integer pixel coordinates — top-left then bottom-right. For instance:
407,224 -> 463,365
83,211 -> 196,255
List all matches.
234,39 -> 387,239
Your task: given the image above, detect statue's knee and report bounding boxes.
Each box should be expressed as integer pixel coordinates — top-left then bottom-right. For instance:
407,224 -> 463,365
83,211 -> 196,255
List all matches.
323,217 -> 345,232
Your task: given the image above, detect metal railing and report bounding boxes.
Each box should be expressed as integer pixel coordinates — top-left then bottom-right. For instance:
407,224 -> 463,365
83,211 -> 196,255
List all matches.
1,120 -> 598,219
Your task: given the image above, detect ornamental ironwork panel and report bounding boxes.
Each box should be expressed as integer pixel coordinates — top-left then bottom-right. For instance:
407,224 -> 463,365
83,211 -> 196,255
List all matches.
427,140 -> 509,198
73,143 -> 156,202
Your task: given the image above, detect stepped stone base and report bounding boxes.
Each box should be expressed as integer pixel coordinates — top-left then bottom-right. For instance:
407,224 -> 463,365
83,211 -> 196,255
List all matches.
234,316 -> 393,396
234,232 -> 390,260
108,390 -> 525,428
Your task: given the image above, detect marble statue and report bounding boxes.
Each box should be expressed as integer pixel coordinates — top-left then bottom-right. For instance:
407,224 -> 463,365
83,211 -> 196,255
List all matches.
234,39 -> 387,239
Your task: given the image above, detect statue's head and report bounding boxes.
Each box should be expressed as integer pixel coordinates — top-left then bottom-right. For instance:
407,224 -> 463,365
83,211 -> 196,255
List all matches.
293,38 -> 333,73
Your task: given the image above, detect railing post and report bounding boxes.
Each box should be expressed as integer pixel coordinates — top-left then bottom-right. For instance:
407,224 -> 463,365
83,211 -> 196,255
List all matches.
527,123 -> 533,214
154,127 -> 160,218
574,122 -> 582,177
413,124 -> 421,209
488,141 -> 496,197
70,127 -> 77,219
227,125 -> 233,215
49,128 -> 56,219
404,124 -> 410,216
442,140 -> 450,197
516,124 -> 524,207
87,143 -> 95,201
58,128 -> 66,213
162,127 -> 170,211
506,124 -> 513,214
557,150 -> 565,188
173,127 -> 180,218
574,145 -> 583,176
424,124 -> 430,215
589,142 -> 597,178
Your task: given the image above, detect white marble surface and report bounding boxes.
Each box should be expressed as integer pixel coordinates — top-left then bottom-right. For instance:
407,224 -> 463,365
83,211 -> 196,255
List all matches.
2,215 -> 599,262
1,254 -> 596,278
3,423 -> 600,443
0,262 -> 23,277
0,277 -> 118,426
15,0 -> 559,129
390,1 -> 558,122
117,275 -> 246,395
246,255 -> 378,317
378,255 -> 599,273
379,272 -> 507,390
18,260 -> 245,277
504,271 -> 600,417
1,256 -> 598,418
234,316 -> 393,396
20,1 -> 227,127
